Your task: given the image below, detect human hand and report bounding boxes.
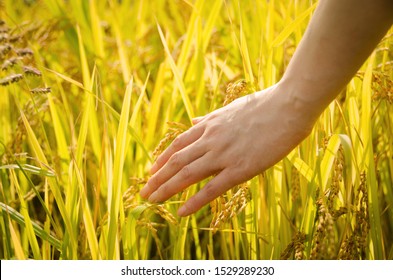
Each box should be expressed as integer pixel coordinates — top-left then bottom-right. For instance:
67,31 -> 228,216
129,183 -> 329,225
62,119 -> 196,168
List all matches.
140,82 -> 315,216
140,0 -> 392,218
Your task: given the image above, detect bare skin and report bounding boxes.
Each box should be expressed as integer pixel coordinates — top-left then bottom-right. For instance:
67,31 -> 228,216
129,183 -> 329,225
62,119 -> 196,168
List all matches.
140,0 -> 393,216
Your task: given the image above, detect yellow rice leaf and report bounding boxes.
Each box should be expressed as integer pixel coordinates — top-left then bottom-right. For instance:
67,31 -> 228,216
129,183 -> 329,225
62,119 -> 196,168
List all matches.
108,78 -> 133,259
10,170 -> 41,259
20,111 -> 76,253
0,202 -> 62,250
45,68 -> 85,90
157,22 -> 195,123
319,134 -> 341,191
73,161 -> 101,259
270,2 -> 316,48
8,220 -> 26,260
287,149 -> 313,183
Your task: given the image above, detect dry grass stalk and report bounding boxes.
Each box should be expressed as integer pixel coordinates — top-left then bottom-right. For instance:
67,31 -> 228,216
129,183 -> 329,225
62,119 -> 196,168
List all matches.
123,179 -> 146,212
77,221 -> 91,260
137,218 -> 164,259
210,183 -> 250,233
209,194 -> 225,232
9,34 -> 22,44
294,232 -> 306,260
1,57 -> 20,70
0,33 -> 9,43
332,206 -> 348,220
354,172 -> 370,258
309,143 -> 349,259
327,146 -> 344,211
356,70 -> 393,103
291,166 -> 300,202
96,213 -> 108,235
0,73 -> 23,86
23,65 -> 42,76
280,239 -> 294,260
338,236 -> 357,260
151,204 -> 177,225
310,198 -> 335,259
1,94 -> 49,165
0,25 -> 10,34
371,71 -> 393,103
280,231 -> 306,260
223,80 -> 251,106
338,172 -> 370,259
15,48 -> 34,57
30,87 -> 51,94
0,44 -> 11,56
0,20 -> 43,90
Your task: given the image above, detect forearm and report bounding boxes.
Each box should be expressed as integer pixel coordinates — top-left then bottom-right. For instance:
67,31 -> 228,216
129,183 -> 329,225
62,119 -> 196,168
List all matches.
281,0 -> 393,119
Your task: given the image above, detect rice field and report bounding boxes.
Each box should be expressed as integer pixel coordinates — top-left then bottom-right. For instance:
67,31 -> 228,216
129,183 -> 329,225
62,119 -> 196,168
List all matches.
0,0 -> 392,260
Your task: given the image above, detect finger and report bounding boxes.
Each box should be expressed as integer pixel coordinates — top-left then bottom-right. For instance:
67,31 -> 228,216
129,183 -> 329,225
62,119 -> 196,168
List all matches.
150,124 -> 204,175
192,116 -> 204,125
177,168 -> 242,217
147,152 -> 219,203
141,140 -> 206,199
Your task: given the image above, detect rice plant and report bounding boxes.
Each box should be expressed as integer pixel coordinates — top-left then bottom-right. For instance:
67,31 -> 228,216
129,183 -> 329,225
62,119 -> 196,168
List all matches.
0,0 -> 392,260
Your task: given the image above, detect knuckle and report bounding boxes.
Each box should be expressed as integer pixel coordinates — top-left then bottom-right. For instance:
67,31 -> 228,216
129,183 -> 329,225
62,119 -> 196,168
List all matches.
154,183 -> 171,202
180,165 -> 191,180
169,152 -> 182,169
204,123 -> 222,139
171,135 -> 183,150
149,175 -> 160,188
154,154 -> 165,167
203,182 -> 218,200
159,183 -> 169,196
206,124 -> 219,134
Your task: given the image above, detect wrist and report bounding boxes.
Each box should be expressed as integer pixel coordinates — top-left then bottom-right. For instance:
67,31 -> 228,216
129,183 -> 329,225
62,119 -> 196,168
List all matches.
268,78 -> 325,142
277,76 -> 334,123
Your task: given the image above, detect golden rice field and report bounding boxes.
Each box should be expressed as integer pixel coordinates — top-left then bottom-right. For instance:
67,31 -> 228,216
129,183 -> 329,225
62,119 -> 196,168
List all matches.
0,0 -> 392,260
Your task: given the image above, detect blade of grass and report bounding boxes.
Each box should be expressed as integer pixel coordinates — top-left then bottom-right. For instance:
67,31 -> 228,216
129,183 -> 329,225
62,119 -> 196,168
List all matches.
287,149 -> 313,183
361,53 -> 383,259
0,202 -> 62,250
238,2 -> 254,84
10,170 -> 41,259
90,0 -> 105,59
123,204 -> 148,260
270,2 -> 316,48
19,111 -> 76,257
107,78 -> 133,259
73,160 -> 100,259
145,62 -> 166,149
319,134 -> 342,191
46,67 -> 151,162
0,164 -> 55,177
8,219 -> 26,260
157,22 -> 195,124
130,72 -> 150,127
110,1 -> 131,84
